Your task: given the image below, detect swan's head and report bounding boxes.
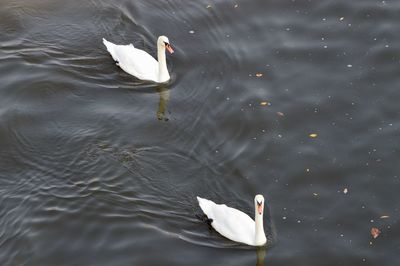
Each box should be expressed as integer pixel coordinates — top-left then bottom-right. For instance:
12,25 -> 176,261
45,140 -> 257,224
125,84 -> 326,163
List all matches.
254,194 -> 265,215
158,35 -> 174,54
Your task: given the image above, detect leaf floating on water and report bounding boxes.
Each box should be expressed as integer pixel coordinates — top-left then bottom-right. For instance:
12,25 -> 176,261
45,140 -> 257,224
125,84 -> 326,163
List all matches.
309,133 -> 318,138
260,101 -> 268,106
255,73 -> 263,77
277,111 -> 285,117
380,215 -> 389,219
371,227 -> 380,239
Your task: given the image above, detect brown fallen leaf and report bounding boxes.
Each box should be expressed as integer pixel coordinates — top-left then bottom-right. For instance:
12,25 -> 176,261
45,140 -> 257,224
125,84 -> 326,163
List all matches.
371,227 -> 380,239
309,133 -> 318,138
255,73 -> 263,77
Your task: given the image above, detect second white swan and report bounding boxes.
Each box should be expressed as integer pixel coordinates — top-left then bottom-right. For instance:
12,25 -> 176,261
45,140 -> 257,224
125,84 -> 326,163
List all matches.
103,35 -> 174,83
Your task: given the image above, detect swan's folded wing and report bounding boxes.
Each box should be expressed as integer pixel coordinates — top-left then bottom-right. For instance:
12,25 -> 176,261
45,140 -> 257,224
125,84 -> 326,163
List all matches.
103,39 -> 159,82
115,46 -> 158,81
197,197 -> 255,245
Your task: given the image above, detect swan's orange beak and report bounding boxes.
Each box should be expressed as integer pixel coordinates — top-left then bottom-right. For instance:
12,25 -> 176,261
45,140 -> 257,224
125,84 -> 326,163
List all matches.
257,202 -> 263,215
166,43 -> 174,54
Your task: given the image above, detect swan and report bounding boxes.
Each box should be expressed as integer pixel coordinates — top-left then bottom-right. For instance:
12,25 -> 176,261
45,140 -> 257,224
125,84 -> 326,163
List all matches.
197,194 -> 267,246
103,35 -> 174,83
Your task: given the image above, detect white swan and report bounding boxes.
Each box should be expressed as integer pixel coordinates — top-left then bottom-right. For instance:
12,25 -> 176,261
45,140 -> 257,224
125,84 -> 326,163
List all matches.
103,36 -> 174,83
197,195 -> 267,246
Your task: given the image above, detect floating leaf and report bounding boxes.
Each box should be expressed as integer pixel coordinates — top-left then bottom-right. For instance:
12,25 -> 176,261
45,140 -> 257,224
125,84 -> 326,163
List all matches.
309,133 -> 318,138
371,227 -> 380,239
255,73 -> 263,77
260,101 -> 268,106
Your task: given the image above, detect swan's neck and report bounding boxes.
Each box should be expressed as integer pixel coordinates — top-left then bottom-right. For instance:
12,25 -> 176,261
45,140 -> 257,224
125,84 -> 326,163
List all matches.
255,211 -> 267,246
157,46 -> 170,83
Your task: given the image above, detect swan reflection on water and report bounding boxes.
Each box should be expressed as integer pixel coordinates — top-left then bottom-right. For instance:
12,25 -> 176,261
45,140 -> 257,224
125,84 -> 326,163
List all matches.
256,247 -> 266,266
156,86 -> 170,121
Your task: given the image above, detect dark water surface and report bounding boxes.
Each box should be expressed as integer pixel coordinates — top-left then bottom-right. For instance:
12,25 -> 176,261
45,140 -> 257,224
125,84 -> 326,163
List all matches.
1,0 -> 399,265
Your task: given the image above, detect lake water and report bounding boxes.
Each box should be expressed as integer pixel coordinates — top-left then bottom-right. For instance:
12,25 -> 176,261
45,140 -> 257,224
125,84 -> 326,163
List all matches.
0,0 -> 399,265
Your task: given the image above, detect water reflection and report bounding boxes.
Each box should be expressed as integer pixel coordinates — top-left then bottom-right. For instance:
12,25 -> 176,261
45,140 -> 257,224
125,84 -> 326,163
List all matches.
156,86 -> 170,121
256,248 -> 266,266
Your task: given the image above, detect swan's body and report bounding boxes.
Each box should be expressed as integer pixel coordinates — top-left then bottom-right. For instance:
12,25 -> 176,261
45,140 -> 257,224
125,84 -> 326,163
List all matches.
197,195 -> 267,246
103,35 -> 173,83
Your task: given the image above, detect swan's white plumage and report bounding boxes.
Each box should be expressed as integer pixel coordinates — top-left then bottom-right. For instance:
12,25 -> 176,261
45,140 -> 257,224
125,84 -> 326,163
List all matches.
103,36 -> 172,83
197,196 -> 266,246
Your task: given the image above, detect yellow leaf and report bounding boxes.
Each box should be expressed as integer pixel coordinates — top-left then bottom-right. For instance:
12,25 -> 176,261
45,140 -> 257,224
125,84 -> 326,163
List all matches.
260,101 -> 268,106
309,133 -> 318,138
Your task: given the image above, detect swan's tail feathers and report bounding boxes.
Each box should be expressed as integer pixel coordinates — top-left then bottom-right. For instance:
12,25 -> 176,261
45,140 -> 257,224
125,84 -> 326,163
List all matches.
102,38 -> 118,62
197,196 -> 214,216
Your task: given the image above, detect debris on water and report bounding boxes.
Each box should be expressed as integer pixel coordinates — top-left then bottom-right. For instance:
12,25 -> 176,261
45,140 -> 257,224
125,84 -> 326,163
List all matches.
380,215 -> 389,219
260,101 -> 268,106
343,188 -> 348,194
340,17 -> 344,21
309,133 -> 318,138
277,111 -> 285,117
306,168 -> 310,172
313,193 -> 318,196
234,4 -> 239,8
189,30 -> 195,34
255,73 -> 263,77
371,227 -> 381,239
347,64 -> 353,68
206,4 -> 212,9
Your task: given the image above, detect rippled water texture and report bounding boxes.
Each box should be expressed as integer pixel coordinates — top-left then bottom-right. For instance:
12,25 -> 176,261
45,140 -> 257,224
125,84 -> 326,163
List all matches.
1,0 -> 399,265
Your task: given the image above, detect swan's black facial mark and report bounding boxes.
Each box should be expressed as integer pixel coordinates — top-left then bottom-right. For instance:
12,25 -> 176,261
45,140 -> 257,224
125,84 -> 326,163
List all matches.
256,200 -> 263,215
164,42 -> 174,54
